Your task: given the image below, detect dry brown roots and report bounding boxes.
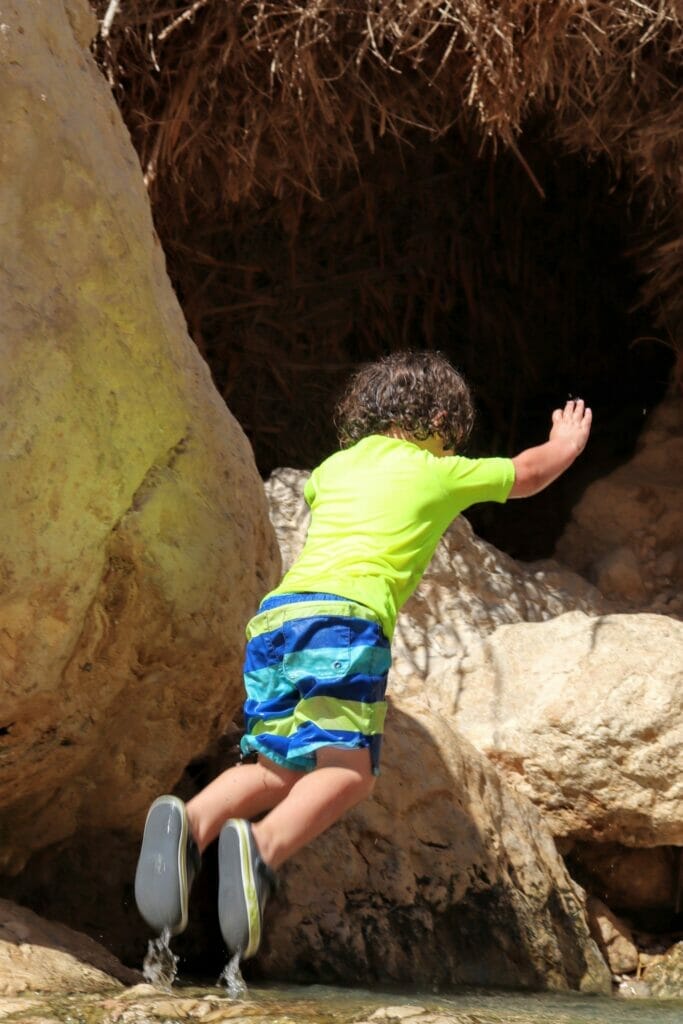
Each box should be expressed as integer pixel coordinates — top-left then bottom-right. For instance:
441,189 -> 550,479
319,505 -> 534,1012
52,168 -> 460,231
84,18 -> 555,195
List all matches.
91,1 -> 683,466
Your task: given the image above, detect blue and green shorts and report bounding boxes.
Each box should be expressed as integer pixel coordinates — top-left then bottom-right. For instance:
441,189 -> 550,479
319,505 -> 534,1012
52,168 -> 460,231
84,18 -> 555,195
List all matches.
240,592 -> 391,775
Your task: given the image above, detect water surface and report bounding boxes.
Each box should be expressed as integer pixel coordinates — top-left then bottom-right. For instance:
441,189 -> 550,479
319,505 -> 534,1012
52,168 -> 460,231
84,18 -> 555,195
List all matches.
6,980 -> 680,1024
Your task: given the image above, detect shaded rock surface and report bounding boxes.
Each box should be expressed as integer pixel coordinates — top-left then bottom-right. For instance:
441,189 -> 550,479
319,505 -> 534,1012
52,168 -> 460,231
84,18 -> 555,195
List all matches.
0,899 -> 138,994
586,896 -> 638,975
0,0 -> 279,875
556,390 -> 683,619
260,701 -> 610,993
567,843 -> 682,917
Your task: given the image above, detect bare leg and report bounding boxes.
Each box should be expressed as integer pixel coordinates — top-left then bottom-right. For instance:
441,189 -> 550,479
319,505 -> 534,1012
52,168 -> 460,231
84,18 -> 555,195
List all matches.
251,746 -> 375,869
187,757 -> 304,852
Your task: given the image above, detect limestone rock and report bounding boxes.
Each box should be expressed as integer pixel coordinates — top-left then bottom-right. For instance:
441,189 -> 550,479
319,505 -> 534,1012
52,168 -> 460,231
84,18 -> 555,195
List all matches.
260,699 -> 610,992
0,1 -> 279,874
641,941 -> 683,999
422,611 -> 683,847
556,390 -> 683,619
586,896 -> 638,975
0,899 -> 139,994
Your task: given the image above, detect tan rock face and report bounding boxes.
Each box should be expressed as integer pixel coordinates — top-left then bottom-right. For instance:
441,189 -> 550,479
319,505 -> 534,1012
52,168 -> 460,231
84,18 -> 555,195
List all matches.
426,611 -> 683,847
556,390 -> 683,619
0,0 -> 279,873
0,899 -> 139,994
260,700 -> 610,993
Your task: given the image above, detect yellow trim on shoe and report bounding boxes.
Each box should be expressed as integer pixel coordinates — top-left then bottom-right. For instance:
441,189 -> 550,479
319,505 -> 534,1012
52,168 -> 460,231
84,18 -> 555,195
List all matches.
175,800 -> 189,934
235,819 -> 260,958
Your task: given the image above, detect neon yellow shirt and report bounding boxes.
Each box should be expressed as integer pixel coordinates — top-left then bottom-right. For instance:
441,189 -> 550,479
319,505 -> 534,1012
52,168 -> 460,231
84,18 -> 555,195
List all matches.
270,435 -> 515,638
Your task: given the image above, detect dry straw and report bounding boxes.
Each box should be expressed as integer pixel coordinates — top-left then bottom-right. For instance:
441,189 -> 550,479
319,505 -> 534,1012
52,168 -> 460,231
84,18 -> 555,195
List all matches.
92,1 -> 683,466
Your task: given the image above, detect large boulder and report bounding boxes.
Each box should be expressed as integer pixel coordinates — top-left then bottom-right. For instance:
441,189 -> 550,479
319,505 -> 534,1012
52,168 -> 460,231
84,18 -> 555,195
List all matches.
260,700 -> 610,993
420,611 -> 683,848
0,0 -> 279,874
0,899 -> 139,994
556,390 -> 683,619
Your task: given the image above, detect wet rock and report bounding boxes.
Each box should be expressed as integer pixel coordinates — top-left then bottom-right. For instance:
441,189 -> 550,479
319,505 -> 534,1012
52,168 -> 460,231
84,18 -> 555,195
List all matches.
586,896 -> 638,975
556,390 -> 683,619
368,1009 -> 428,1020
0,0 -> 279,874
0,998 -> 43,1018
0,899 -> 139,994
641,941 -> 683,999
101,993 -> 271,1023
615,977 -> 653,999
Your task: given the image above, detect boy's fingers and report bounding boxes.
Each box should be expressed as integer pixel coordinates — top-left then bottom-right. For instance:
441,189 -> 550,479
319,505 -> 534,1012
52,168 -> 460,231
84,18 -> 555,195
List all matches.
552,408 -> 563,424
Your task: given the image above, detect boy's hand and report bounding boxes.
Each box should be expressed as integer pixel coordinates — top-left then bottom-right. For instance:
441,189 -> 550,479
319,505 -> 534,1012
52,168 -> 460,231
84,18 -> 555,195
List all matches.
549,399 -> 592,455
510,398 -> 593,498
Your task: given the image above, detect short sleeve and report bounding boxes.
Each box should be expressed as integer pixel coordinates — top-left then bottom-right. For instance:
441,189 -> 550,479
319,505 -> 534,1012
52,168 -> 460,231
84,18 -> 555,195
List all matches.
303,472 -> 317,507
438,456 -> 515,509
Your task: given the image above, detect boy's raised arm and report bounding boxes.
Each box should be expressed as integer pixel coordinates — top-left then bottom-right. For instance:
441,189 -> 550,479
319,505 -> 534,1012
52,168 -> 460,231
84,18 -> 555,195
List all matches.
509,399 -> 592,499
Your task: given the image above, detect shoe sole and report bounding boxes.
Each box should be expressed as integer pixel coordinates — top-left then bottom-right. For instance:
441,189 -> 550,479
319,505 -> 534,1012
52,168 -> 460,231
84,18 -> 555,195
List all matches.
134,795 -> 189,936
218,819 -> 260,959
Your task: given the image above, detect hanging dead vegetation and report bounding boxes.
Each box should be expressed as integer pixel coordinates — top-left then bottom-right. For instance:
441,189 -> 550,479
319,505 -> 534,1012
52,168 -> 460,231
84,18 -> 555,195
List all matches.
93,2 -> 682,207
91,1 -> 683,469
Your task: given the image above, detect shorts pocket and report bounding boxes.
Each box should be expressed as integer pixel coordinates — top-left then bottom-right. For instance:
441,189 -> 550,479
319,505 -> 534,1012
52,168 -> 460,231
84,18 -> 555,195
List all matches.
281,617 -> 351,684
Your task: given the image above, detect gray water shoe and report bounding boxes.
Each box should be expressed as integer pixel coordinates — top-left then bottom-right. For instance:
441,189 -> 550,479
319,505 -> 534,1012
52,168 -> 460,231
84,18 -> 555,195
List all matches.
134,795 -> 201,935
218,819 -> 276,959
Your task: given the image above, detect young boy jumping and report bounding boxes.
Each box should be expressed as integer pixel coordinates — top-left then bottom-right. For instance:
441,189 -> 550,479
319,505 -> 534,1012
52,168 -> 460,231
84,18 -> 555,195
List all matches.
134,350 -> 592,961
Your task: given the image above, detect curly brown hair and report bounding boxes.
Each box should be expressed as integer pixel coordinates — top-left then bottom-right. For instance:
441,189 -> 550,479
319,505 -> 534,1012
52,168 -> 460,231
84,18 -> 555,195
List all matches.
335,350 -> 475,452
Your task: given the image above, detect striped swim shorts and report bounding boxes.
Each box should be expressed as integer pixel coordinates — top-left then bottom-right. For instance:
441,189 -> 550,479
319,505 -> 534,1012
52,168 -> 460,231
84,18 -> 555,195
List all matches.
240,592 -> 391,775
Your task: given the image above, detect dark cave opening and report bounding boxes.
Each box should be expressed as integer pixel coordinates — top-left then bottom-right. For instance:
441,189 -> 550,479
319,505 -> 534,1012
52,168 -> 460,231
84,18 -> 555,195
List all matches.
565,841 -> 683,940
167,128 -> 674,561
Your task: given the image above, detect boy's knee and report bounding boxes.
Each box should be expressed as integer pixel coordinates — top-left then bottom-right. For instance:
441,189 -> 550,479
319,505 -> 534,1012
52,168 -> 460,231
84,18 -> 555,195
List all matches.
316,746 -> 376,799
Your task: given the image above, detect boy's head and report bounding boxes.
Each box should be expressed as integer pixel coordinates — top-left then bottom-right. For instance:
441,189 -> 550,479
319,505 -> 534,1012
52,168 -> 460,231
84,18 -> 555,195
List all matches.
335,350 -> 474,453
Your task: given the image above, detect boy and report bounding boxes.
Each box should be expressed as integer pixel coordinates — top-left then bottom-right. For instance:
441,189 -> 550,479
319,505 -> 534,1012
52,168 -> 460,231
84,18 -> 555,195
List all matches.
134,350 -> 592,961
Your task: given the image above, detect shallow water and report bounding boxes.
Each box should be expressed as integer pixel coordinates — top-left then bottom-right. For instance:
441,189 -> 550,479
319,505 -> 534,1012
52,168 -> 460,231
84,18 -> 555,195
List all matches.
5,981 -> 682,1024
253,981 -> 683,1023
